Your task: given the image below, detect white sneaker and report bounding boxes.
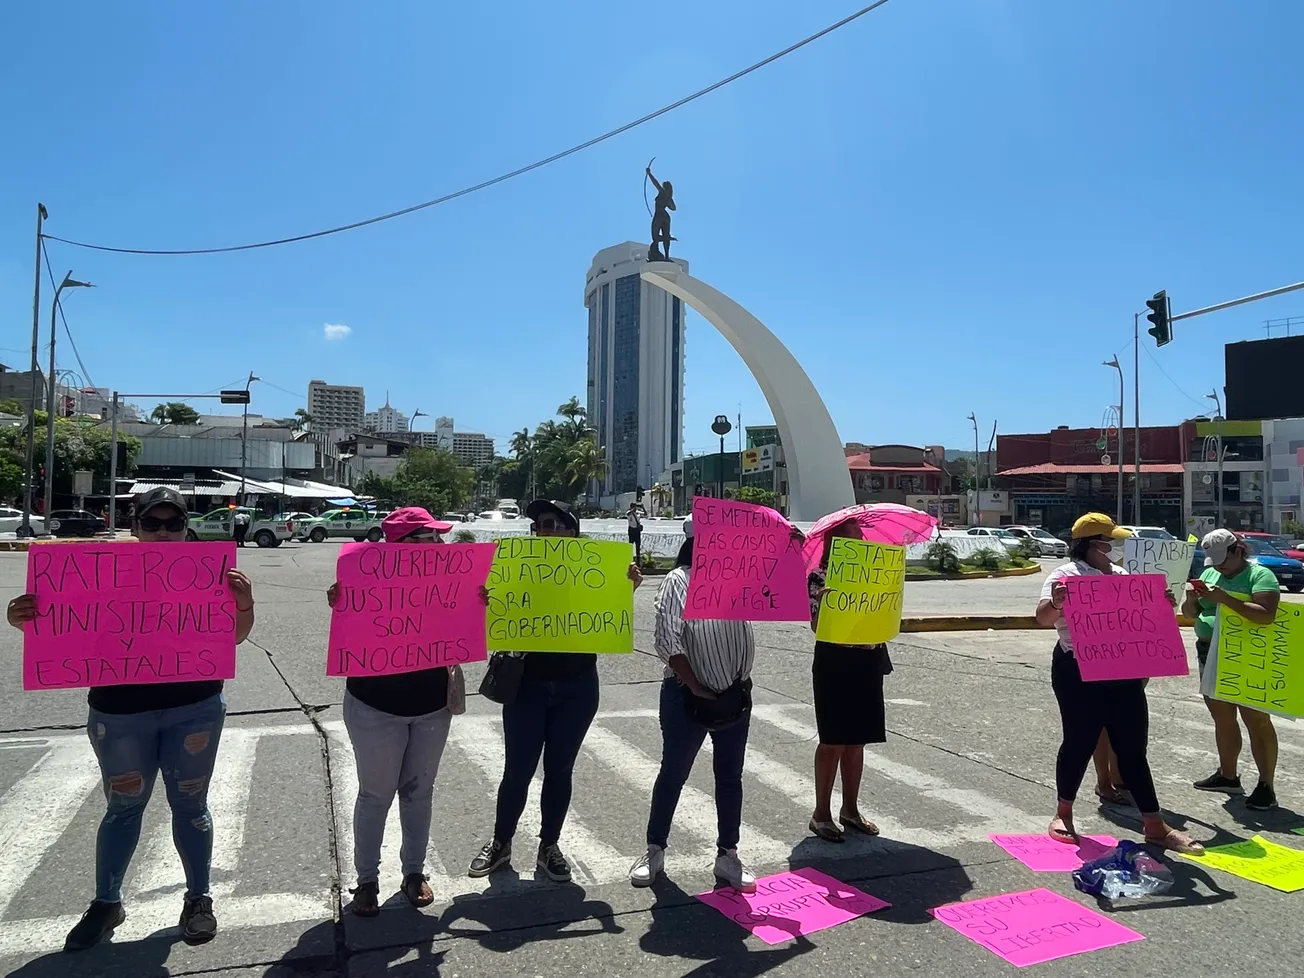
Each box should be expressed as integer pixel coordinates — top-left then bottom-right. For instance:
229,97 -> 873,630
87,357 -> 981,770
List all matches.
629,845 -> 665,887
714,849 -> 756,893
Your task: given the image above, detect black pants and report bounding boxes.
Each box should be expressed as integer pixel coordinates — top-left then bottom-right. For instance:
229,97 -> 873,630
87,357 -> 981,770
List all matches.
628,528 -> 642,559
233,523 -> 248,546
1051,644 -> 1160,815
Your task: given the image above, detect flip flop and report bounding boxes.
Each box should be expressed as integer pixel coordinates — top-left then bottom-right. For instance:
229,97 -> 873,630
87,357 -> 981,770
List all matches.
838,813 -> 880,836
1145,829 -> 1205,855
809,818 -> 845,843
1048,816 -> 1079,845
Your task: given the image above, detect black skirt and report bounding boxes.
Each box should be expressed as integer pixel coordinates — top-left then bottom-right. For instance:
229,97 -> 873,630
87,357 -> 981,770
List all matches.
812,641 -> 888,746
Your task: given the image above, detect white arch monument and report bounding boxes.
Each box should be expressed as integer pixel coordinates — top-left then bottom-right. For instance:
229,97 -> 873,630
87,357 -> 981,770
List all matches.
641,263 -> 855,521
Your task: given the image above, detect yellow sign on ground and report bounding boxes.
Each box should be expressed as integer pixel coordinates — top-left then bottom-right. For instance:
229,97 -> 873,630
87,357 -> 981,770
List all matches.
1213,602 -> 1304,719
1181,835 -> 1304,892
485,537 -> 634,653
814,538 -> 905,646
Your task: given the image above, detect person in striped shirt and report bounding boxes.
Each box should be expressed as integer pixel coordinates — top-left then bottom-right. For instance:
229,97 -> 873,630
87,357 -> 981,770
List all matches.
629,519 -> 758,892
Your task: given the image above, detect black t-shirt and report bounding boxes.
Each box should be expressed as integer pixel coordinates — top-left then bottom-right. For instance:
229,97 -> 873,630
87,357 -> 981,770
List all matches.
88,680 -> 224,715
521,652 -> 597,682
347,667 -> 449,717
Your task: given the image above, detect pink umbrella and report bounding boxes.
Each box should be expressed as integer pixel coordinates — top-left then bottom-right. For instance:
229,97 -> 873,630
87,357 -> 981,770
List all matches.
801,503 -> 938,574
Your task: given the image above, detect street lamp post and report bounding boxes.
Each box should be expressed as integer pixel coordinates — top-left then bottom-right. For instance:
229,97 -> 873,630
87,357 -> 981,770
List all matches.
1104,356 -> 1125,524
1206,391 -> 1225,528
18,204 -> 47,538
711,415 -> 733,500
1132,312 -> 1143,525
967,413 -> 981,526
43,271 -> 95,521
238,372 -> 259,504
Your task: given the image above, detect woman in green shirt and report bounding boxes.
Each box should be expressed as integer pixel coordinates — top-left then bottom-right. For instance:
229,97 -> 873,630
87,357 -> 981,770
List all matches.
1180,529 -> 1282,810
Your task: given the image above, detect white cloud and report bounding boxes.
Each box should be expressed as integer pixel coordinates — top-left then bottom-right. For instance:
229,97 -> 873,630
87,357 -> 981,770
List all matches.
323,322 -> 352,341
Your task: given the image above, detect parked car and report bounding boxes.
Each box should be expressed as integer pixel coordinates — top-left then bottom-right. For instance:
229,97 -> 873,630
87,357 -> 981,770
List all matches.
46,509 -> 107,538
1239,532 -> 1304,563
0,506 -> 46,535
1118,525 -> 1177,540
282,511 -> 327,543
1005,525 -> 1068,557
186,507 -> 293,547
965,526 -> 1022,555
316,508 -> 385,542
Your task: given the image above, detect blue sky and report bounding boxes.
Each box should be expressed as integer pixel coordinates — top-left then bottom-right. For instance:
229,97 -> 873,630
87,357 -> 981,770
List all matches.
2,0 -> 1302,458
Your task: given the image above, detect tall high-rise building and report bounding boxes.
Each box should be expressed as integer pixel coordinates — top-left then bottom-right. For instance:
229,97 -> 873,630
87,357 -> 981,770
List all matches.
584,242 -> 687,496
451,431 -> 495,468
363,394 -> 409,434
307,380 -> 365,431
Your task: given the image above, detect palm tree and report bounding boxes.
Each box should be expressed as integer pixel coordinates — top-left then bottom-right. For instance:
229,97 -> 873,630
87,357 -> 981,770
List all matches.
555,396 -> 592,441
509,427 -> 532,459
565,438 -> 608,504
293,408 -> 314,432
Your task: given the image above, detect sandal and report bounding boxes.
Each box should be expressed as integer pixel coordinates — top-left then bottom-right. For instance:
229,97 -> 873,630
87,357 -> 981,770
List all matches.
401,873 -> 434,908
349,881 -> 380,917
808,818 -> 845,843
1145,829 -> 1205,855
1048,815 -> 1078,845
838,813 -> 880,837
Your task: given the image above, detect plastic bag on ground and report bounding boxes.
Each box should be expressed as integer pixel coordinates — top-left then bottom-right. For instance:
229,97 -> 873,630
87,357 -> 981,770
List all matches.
1072,840 -> 1175,898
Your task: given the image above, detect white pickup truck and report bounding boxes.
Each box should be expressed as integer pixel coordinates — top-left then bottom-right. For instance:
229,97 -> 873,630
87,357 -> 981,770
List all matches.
186,507 -> 293,548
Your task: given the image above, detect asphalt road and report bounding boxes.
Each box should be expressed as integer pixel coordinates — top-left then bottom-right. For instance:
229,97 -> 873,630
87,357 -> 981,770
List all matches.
0,542 -> 1301,978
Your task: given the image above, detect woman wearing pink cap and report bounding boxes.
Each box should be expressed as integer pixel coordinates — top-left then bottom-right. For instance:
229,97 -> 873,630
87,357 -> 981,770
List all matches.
325,507 -> 466,916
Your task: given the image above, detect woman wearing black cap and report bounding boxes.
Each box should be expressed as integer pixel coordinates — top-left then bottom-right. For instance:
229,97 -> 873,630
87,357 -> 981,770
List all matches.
1035,512 -> 1203,853
469,499 -> 642,883
6,487 -> 256,951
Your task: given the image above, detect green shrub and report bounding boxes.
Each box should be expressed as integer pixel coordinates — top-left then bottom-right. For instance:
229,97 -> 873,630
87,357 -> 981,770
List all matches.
1284,519 -> 1304,538
924,540 -> 961,574
969,547 -> 1003,570
1014,537 -> 1043,561
453,529 -> 477,543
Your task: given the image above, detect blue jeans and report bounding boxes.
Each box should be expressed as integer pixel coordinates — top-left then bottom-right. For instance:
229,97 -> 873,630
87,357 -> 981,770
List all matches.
494,669 -> 599,845
87,693 -> 226,902
647,678 -> 749,851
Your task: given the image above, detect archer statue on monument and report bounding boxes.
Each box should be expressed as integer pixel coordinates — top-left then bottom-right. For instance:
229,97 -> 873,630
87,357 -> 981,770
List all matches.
645,160 -> 676,262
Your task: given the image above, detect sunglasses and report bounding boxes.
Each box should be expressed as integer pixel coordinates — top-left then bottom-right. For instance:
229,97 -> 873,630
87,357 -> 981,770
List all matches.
140,515 -> 186,533
401,531 -> 439,543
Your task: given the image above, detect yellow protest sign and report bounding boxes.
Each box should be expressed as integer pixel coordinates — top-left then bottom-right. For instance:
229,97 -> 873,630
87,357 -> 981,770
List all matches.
814,537 -> 905,645
485,537 -> 634,653
1213,602 -> 1304,719
1181,835 -> 1304,892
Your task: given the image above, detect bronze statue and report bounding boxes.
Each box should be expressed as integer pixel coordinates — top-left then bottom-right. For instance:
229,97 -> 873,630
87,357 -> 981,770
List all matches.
645,161 -> 676,262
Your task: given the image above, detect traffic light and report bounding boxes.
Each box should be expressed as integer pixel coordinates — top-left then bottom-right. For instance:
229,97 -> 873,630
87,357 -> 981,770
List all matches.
1146,290 -> 1171,347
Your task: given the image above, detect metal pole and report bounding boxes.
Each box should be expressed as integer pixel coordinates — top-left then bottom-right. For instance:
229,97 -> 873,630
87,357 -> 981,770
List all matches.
1171,280 -> 1304,323
1212,392 -> 1225,527
969,414 -> 981,526
1133,313 -> 1141,524
718,435 -> 725,499
108,392 -> 119,534
1114,363 -> 1125,525
20,204 -> 46,536
239,371 -> 254,504
43,276 -> 69,519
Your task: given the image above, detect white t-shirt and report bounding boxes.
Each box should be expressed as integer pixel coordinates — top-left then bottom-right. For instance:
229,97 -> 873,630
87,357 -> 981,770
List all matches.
628,510 -> 642,529
1040,559 -> 1128,652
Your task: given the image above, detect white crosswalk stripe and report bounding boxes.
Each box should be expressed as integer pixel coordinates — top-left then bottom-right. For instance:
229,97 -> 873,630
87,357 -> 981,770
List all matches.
0,698 -> 1300,960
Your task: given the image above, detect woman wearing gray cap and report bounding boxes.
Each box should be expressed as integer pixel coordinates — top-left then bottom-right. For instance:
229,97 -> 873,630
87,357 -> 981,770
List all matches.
469,499 -> 642,883
1181,528 -> 1282,810
6,487 -> 256,951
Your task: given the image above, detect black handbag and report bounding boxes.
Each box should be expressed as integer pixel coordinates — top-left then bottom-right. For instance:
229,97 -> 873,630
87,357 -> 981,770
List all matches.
682,678 -> 753,732
479,653 -> 525,705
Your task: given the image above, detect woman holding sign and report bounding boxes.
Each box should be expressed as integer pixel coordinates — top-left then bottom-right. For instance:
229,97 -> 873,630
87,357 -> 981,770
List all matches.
469,499 -> 642,883
629,519 -> 757,891
1035,513 -> 1203,854
806,518 -> 888,844
1181,528 -> 1281,811
6,487 -> 256,951
325,507 -> 464,916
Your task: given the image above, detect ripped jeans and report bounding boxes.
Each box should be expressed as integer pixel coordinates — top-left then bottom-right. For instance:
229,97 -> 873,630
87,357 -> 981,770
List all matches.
87,693 -> 226,902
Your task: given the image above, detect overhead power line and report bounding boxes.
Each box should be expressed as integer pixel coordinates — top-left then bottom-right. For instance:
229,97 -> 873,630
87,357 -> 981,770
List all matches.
42,0 -> 896,257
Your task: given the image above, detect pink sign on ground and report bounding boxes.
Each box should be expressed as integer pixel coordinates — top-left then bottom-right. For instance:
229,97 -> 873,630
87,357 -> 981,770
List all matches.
684,497 -> 809,621
1062,573 -> 1189,681
327,542 -> 495,677
696,867 -> 890,945
932,888 -> 1143,967
24,541 -> 239,690
989,834 -> 1118,872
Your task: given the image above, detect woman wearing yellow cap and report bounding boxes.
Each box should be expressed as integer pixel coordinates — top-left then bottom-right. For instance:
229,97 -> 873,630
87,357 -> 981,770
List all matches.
1034,513 -> 1204,854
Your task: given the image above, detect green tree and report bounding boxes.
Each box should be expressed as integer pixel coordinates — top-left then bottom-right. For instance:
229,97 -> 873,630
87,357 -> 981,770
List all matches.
150,402 -> 201,425
0,398 -> 23,416
0,451 -> 23,503
395,448 -> 476,515
729,485 -> 781,510
0,416 -> 141,501
565,438 -> 608,503
293,408 -> 313,432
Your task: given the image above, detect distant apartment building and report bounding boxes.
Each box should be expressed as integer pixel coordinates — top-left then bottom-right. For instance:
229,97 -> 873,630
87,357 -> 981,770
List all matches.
363,396 -> 409,434
307,380 -> 365,431
451,431 -> 495,469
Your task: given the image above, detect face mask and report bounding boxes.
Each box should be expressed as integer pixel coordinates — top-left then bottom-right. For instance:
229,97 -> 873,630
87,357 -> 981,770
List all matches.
1107,540 -> 1125,564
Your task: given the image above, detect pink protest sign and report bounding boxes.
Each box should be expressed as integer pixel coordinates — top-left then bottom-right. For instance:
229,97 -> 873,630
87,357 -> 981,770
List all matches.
1062,573 -> 1189,681
931,888 -> 1143,968
989,834 -> 1118,872
23,541 -> 238,691
327,541 -> 495,677
696,867 -> 890,945
684,497 -> 808,621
